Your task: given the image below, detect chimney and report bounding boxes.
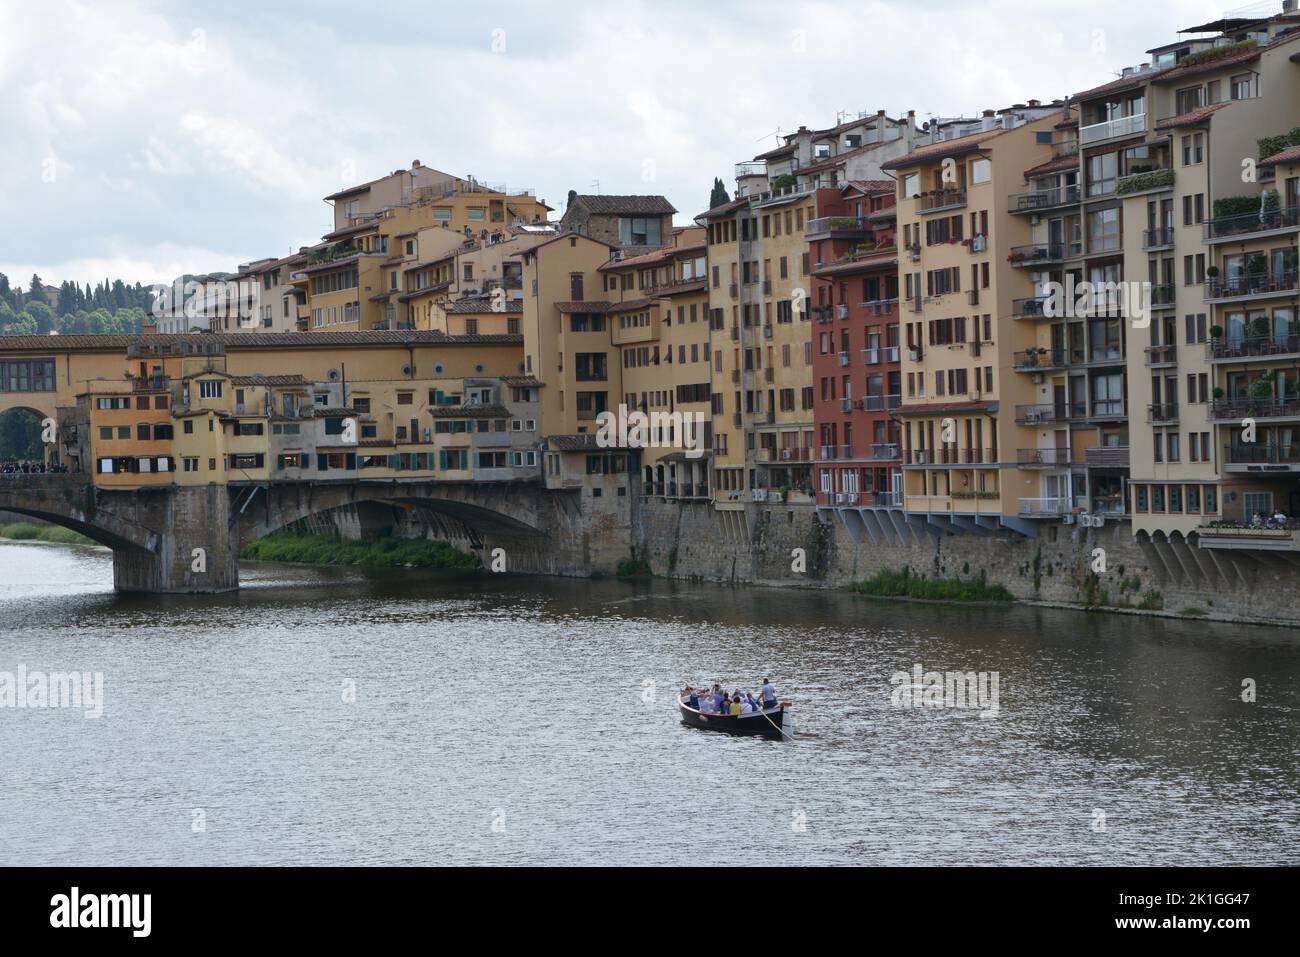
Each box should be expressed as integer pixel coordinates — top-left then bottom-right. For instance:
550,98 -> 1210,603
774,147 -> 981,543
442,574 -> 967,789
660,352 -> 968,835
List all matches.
412,159 -> 422,168
1028,99 -> 1041,108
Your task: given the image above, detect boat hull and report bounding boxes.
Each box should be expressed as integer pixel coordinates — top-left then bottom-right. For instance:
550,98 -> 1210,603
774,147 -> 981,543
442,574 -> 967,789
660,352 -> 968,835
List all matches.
677,697 -> 785,739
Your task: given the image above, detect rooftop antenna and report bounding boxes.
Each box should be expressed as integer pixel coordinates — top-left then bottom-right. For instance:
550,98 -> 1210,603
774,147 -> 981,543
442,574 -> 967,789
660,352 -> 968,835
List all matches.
590,179 -> 600,194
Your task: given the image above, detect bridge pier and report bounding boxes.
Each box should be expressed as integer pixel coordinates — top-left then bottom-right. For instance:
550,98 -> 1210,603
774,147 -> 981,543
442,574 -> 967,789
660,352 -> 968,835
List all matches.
112,485 -> 239,594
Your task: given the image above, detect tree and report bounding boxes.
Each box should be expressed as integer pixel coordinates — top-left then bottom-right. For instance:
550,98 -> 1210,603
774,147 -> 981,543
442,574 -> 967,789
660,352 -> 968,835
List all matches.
710,177 -> 730,209
0,409 -> 44,461
25,301 -> 54,334
27,275 -> 47,305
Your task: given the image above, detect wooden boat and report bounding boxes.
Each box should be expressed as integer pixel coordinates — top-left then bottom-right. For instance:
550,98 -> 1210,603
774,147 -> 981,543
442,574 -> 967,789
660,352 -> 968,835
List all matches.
677,692 -> 789,739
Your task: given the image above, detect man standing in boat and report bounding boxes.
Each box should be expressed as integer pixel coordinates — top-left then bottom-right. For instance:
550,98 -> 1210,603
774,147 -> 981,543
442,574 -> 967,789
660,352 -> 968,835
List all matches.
761,678 -> 778,711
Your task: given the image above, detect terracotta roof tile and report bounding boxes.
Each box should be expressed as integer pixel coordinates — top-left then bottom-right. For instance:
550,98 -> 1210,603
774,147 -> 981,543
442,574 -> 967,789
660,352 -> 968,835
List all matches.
1154,102 -> 1231,130
568,194 -> 677,216
882,128 -> 1010,171
1259,144 -> 1300,168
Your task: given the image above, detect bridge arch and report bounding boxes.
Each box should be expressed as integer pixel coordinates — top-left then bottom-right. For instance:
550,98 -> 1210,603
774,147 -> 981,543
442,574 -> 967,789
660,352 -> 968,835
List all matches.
0,477 -> 158,553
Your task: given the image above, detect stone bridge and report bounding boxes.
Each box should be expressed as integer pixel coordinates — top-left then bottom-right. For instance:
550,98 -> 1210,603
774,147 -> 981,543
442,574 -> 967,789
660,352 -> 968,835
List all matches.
0,474 -> 629,593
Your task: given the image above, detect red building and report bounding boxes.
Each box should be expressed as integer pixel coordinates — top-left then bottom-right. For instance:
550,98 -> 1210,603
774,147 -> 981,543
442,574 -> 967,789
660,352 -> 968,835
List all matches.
808,182 -> 903,507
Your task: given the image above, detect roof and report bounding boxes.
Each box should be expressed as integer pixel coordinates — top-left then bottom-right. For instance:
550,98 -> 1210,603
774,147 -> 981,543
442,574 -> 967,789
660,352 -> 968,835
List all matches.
443,297 -> 523,314
882,128 -> 1010,171
500,375 -> 543,387
607,297 -> 655,313
651,279 -> 707,297
695,197 -> 749,221
845,179 -> 896,195
0,331 -> 522,351
597,240 -> 705,272
429,403 -> 510,419
894,399 -> 999,418
1260,144 -> 1300,168
753,143 -> 795,161
231,374 -> 309,387
554,301 -> 610,313
567,195 -> 677,216
322,221 -> 379,241
548,433 -> 625,452
797,141 -> 882,176
1154,102 -> 1231,130
1023,155 -> 1080,178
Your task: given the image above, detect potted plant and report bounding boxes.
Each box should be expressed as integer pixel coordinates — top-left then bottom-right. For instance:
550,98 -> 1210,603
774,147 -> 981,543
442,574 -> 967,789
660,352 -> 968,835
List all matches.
1212,386 -> 1225,400
1210,324 -> 1224,340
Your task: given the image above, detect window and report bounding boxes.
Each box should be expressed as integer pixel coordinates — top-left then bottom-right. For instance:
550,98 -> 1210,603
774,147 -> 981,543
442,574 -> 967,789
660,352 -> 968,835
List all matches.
971,159 -> 992,184
1230,73 -> 1256,100
618,217 -> 662,246
199,379 -> 224,399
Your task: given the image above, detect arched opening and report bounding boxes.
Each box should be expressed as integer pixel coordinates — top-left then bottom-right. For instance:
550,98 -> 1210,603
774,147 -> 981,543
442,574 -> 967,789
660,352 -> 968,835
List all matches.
0,407 -> 54,473
0,502 -> 147,552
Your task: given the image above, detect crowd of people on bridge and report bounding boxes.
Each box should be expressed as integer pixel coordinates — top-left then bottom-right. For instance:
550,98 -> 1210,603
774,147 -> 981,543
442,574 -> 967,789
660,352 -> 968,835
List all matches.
1,460 -> 68,475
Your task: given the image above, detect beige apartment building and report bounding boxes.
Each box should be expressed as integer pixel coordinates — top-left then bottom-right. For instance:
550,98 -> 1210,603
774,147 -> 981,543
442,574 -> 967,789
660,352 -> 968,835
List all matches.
885,103 -> 1070,532
598,230 -> 712,499
1063,9 -> 1300,549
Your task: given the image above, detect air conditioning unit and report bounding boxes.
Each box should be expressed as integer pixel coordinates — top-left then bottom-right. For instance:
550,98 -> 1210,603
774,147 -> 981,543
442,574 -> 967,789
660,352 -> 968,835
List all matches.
915,450 -> 928,464
423,427 -> 432,442
909,348 -> 922,361
1031,373 -> 1044,384
1062,514 -> 1075,525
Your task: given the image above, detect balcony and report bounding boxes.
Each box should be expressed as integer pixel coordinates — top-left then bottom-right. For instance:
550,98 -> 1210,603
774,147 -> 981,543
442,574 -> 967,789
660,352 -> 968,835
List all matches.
1017,448 -> 1072,467
916,189 -> 967,214
735,160 -> 767,179
1210,333 -> 1300,362
1008,243 -> 1065,268
1012,296 -> 1050,320
806,216 -> 871,238
1115,167 -> 1175,196
1015,403 -> 1071,425
1205,204 -> 1300,242
1079,112 -> 1146,146
1144,344 -> 1177,367
1084,446 -> 1129,469
1224,443 -> 1300,470
1142,227 -> 1175,250
959,447 -> 997,464
1013,348 -> 1067,372
1147,402 -> 1179,424
1008,184 -> 1081,214
1150,283 -> 1176,309
866,298 -> 899,318
1209,396 -> 1300,422
882,346 -> 900,363
1019,497 -> 1071,517
861,347 -> 879,365
869,442 -> 900,461
1205,271 -> 1299,304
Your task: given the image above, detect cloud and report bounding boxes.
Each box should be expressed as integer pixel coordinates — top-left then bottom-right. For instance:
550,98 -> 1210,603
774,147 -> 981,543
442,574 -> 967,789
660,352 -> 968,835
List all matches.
0,0 -> 1224,286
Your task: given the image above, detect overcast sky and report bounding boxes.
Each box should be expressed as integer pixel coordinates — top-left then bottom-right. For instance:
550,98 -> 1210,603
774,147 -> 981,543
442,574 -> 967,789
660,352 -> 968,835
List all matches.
0,0 -> 1238,289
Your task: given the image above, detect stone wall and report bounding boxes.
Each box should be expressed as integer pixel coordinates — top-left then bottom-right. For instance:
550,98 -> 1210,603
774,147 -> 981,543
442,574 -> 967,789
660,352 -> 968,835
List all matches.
634,498 -> 1300,625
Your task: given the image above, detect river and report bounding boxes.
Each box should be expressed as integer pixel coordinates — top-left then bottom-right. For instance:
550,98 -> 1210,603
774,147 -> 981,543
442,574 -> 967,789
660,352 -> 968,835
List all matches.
1,540 -> 1297,866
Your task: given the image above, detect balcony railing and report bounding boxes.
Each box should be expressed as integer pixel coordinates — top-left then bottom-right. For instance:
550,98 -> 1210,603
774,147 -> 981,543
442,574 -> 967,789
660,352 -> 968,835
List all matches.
1144,344 -> 1177,366
1008,184 -> 1081,213
1150,283 -> 1176,308
1080,112 -> 1146,145
1147,402 -> 1179,423
869,443 -> 900,461
1008,243 -> 1065,267
861,347 -> 879,365
1084,446 -> 1129,468
1019,497 -> 1071,516
917,189 -> 967,213
1015,404 -> 1069,424
1205,271 -> 1299,301
1012,296 -> 1050,319
1210,333 -> 1300,361
1224,443 -> 1300,466
734,160 -> 767,179
1017,448 -> 1072,467
1205,204 -> 1300,241
806,216 -> 871,236
882,346 -> 900,363
1142,227 -> 1175,249
1013,348 -> 1067,371
1210,396 -> 1300,420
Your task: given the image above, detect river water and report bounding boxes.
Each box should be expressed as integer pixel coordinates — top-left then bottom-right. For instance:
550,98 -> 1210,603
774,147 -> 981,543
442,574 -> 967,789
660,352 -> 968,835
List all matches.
1,540 -> 1297,866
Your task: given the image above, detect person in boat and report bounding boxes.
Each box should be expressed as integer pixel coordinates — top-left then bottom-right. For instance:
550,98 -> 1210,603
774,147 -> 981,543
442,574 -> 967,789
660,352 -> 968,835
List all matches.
728,693 -> 743,716
684,686 -> 700,710
760,679 -> 778,710
744,692 -> 759,713
712,684 -> 727,712
698,690 -> 714,714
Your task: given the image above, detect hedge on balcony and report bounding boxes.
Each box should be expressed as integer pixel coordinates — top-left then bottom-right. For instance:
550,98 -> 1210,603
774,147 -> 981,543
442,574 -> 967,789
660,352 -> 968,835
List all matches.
1115,168 -> 1175,195
1178,38 -> 1256,68
1258,126 -> 1300,163
1213,193 -> 1278,219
